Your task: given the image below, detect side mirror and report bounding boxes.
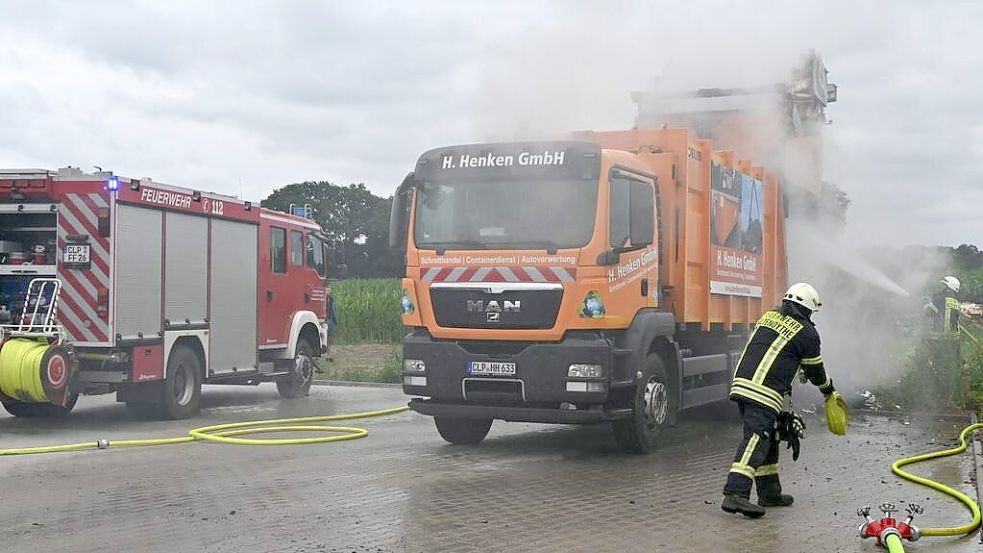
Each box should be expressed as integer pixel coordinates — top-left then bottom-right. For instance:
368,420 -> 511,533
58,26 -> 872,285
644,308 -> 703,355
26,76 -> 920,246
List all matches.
389,172 -> 415,251
629,181 -> 654,248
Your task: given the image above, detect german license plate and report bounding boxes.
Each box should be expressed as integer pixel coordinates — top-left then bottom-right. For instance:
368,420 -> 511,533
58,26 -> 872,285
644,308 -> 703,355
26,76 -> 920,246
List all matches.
63,244 -> 90,264
467,361 -> 516,376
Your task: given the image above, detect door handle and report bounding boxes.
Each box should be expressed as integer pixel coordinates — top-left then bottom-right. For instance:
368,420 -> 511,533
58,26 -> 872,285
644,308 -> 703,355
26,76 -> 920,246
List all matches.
267,290 -> 273,301
640,278 -> 649,297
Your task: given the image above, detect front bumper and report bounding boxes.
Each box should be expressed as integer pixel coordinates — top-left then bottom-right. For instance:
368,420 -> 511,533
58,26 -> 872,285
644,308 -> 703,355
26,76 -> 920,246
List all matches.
318,321 -> 329,353
409,398 -> 631,424
401,330 -> 628,422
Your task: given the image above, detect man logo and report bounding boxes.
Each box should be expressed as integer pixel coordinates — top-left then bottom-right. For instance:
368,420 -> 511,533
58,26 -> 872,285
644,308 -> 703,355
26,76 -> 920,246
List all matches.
467,299 -> 520,324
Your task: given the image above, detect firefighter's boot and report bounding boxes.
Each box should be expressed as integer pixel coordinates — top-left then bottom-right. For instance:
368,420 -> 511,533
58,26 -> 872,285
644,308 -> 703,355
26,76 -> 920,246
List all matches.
758,494 -> 794,507
721,494 -> 766,518
755,474 -> 792,507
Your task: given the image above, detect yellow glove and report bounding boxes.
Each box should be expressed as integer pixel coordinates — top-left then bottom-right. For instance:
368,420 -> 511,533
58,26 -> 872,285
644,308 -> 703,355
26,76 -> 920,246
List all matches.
825,391 -> 848,436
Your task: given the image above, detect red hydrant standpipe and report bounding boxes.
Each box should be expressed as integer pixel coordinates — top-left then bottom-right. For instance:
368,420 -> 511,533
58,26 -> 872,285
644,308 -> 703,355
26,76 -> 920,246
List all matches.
859,503 -> 922,550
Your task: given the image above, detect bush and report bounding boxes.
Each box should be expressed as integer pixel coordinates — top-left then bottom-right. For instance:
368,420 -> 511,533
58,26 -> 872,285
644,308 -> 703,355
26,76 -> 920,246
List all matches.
891,335 -> 964,411
959,323 -> 983,408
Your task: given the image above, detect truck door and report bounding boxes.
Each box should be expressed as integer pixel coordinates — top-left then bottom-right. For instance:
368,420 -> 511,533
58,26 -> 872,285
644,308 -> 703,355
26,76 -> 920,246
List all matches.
259,225 -> 292,347
605,169 -> 659,316
305,233 -> 328,320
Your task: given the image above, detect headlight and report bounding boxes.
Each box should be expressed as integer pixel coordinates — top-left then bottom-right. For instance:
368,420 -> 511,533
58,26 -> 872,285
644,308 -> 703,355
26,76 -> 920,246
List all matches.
568,364 -> 604,378
401,291 -> 415,314
404,359 -> 426,373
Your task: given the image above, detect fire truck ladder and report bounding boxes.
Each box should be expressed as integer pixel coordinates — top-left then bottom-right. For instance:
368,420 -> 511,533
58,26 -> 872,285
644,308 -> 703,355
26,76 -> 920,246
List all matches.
0,278 -> 64,343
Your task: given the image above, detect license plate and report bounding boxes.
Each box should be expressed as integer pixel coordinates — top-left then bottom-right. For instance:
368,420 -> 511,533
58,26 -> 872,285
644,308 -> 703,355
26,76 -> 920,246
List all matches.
468,361 -> 516,376
63,244 -> 90,264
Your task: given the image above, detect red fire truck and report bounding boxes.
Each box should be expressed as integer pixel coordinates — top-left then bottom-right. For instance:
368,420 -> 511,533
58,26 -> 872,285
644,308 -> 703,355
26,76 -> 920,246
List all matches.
0,167 -> 330,419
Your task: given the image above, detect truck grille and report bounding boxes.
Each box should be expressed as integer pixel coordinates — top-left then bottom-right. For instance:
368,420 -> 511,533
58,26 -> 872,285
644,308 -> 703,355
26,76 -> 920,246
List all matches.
430,285 -> 562,330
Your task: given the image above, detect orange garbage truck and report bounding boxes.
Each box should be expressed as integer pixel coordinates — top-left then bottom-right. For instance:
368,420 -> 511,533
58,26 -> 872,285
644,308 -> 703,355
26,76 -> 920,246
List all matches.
389,127 -> 788,452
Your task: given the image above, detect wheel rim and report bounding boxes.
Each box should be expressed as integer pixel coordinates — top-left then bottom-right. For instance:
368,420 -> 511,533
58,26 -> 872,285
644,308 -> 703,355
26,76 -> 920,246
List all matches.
173,365 -> 194,407
643,377 -> 668,429
294,352 -> 313,385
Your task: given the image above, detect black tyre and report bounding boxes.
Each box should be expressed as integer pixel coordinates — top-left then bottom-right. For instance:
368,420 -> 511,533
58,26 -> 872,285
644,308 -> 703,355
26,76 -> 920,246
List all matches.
1,393 -> 78,418
158,346 -> 202,420
276,336 -> 315,399
613,353 -> 674,453
124,400 -> 159,419
434,417 -> 493,445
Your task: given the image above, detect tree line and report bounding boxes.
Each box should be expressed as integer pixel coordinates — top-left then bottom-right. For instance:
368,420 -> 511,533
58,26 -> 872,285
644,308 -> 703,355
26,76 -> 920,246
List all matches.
261,181 -> 402,279
947,244 -> 983,304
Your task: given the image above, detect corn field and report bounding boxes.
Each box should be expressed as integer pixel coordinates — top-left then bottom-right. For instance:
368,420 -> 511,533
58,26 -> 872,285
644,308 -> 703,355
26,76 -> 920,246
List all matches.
331,278 -> 404,344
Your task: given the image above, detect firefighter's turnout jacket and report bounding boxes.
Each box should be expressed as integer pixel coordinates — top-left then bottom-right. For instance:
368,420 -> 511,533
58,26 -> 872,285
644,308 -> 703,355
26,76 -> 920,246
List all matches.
928,291 -> 961,334
729,307 -> 834,413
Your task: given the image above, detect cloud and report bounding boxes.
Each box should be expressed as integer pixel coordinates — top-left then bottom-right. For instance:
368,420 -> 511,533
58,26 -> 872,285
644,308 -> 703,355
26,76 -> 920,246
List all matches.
0,0 -> 979,247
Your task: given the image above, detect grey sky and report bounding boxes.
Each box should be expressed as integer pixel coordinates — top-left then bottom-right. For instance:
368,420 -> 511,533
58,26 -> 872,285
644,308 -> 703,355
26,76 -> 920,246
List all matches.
1,1 -> 979,247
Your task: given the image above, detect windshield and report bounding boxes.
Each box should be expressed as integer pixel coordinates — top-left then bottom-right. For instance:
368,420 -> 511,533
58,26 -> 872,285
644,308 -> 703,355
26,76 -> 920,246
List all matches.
413,178 -> 598,251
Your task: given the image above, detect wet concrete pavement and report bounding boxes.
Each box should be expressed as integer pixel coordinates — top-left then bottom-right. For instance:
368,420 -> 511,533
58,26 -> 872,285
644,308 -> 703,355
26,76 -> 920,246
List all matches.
0,385 -> 981,553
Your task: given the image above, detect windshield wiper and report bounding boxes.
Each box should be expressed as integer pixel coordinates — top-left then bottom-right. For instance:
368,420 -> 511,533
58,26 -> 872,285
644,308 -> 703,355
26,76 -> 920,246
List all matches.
421,241 -> 489,255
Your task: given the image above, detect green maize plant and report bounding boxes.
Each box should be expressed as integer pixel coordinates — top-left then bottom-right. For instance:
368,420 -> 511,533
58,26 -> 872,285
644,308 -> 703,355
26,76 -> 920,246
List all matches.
331,278 -> 404,344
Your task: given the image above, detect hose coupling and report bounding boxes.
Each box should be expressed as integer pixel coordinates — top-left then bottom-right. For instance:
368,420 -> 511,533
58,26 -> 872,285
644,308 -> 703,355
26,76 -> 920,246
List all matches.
96,439 -> 110,449
859,500 -> 924,545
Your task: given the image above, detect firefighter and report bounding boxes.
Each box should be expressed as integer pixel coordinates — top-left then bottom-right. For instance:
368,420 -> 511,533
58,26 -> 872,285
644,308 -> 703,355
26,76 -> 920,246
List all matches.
315,287 -> 338,374
925,276 -> 961,334
721,282 -> 837,518
325,286 -> 338,361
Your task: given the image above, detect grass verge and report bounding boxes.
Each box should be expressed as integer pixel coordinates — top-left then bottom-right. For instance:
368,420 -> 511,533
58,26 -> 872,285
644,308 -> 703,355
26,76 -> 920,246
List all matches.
313,344 -> 401,384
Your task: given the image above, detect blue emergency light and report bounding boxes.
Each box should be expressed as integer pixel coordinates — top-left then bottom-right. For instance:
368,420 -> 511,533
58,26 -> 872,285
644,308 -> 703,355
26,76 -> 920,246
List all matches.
107,176 -> 119,191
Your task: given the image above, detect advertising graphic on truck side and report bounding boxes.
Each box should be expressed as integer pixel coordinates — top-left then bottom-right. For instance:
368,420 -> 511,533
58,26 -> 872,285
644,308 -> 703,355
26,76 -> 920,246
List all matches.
710,161 -> 765,297
391,130 -> 788,452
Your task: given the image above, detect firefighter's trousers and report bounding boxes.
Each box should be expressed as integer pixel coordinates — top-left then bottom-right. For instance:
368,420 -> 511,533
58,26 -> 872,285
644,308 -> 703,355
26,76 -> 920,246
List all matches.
723,400 -> 784,499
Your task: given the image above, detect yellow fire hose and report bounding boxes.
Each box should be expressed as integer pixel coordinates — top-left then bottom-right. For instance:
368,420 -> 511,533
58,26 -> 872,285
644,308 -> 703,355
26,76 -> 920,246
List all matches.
884,322 -> 983,546
0,338 -> 51,403
890,421 -> 983,538
883,533 -> 906,553
0,337 -> 409,454
0,405 -> 409,456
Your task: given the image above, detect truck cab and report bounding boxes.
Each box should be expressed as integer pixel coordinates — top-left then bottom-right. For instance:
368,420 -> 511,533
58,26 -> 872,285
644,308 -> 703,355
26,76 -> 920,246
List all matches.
391,133 -> 787,451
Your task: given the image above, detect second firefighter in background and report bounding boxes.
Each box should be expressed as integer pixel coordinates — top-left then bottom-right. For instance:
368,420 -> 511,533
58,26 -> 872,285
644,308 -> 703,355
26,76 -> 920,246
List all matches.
721,282 -> 845,518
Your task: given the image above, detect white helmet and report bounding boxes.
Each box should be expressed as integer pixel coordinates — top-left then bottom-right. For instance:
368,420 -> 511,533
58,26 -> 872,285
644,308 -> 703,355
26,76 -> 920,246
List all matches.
783,282 -> 822,313
942,276 -> 960,293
